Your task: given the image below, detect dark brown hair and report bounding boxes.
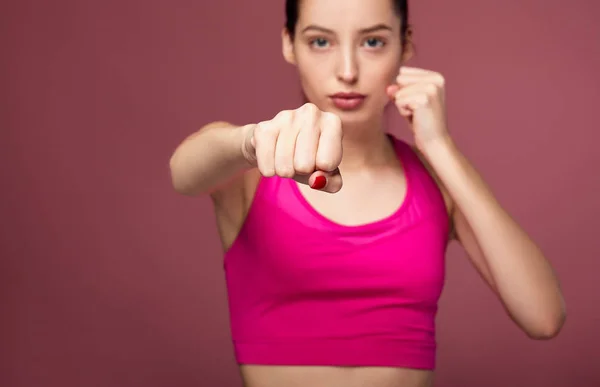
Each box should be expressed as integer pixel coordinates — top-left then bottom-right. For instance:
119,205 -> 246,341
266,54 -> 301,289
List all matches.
285,0 -> 410,46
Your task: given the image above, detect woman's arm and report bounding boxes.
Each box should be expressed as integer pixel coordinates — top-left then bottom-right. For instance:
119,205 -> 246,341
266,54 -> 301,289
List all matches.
389,67 -> 566,340
422,136 -> 566,340
169,121 -> 254,196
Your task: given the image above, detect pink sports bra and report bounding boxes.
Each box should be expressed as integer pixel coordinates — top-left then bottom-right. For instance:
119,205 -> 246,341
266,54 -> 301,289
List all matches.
223,135 -> 450,370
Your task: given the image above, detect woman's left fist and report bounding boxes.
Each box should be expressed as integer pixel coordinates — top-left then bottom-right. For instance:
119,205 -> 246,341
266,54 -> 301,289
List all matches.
387,67 -> 450,152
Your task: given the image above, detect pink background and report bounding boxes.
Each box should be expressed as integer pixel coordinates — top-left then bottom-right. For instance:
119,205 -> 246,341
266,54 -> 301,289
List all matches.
2,0 -> 599,386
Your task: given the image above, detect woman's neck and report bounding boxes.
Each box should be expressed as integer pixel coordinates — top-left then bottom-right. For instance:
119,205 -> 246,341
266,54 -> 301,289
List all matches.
338,119 -> 396,172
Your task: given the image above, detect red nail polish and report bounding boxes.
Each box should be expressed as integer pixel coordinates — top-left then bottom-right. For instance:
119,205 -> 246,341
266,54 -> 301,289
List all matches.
311,176 -> 327,190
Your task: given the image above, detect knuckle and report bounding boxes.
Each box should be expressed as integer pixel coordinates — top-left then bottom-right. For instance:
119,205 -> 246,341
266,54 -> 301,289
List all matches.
297,103 -> 320,123
276,165 -> 295,178
293,159 -> 315,174
294,107 -> 320,133
301,102 -> 318,114
425,83 -> 438,96
274,110 -> 293,124
435,73 -> 445,86
259,166 -> 275,177
316,157 -> 338,172
277,109 -> 293,118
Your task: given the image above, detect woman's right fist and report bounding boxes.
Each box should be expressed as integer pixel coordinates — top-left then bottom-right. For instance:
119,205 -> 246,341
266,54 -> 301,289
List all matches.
242,103 -> 343,193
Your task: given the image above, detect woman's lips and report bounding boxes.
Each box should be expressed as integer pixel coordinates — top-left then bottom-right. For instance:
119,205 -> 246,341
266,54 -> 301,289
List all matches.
329,92 -> 367,110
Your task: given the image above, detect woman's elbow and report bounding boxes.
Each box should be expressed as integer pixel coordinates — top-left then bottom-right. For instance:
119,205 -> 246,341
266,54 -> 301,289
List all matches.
169,155 -> 199,196
526,306 -> 567,340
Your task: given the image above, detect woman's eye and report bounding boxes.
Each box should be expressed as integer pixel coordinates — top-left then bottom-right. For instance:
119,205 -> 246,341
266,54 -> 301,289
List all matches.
310,38 -> 329,48
364,38 -> 385,48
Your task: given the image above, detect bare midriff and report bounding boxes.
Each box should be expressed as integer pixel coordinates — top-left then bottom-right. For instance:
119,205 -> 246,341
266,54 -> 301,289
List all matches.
240,365 -> 433,387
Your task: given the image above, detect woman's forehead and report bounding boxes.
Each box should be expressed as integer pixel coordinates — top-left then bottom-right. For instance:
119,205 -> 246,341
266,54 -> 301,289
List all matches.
297,0 -> 399,30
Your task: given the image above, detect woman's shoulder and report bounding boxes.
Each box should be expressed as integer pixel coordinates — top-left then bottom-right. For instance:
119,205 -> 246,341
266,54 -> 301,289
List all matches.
398,138 -> 455,220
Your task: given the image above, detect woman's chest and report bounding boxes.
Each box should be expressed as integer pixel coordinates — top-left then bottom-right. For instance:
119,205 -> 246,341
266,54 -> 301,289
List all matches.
294,172 -> 408,227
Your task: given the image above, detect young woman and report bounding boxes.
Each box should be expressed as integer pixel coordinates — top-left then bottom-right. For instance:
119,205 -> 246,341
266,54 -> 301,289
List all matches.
169,0 -> 566,386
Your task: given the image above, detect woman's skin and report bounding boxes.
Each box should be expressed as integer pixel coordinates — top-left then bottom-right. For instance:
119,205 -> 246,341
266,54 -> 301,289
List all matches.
169,0 -> 566,386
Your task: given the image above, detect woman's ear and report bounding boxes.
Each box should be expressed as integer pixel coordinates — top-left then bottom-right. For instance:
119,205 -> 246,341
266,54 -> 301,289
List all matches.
282,28 -> 297,65
401,25 -> 414,63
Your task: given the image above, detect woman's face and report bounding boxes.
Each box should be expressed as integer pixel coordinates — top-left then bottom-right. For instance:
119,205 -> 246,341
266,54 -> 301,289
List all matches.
283,0 -> 408,126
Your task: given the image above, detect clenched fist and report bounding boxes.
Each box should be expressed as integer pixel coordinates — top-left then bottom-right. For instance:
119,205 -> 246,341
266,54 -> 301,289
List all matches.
242,103 -> 343,193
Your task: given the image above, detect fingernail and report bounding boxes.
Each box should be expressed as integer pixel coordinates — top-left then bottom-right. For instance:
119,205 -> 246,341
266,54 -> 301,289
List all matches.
310,176 -> 327,190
